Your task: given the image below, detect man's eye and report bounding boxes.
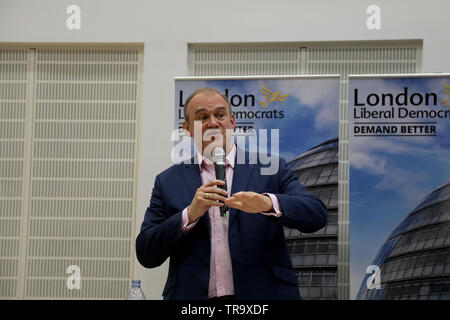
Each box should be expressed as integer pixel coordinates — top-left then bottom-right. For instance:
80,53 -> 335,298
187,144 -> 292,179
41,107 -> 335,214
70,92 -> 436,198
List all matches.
218,113 -> 225,118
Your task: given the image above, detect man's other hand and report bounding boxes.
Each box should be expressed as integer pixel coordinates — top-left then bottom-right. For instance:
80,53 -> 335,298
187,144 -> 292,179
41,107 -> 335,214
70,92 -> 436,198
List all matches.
224,192 -> 273,213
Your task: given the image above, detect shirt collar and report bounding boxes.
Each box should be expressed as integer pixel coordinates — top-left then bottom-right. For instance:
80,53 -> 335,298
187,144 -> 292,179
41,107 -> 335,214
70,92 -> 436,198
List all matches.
197,144 -> 236,170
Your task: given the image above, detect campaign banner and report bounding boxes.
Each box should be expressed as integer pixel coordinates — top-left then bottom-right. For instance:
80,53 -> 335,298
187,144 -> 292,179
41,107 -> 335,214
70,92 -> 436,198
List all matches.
349,74 -> 450,300
174,76 -> 343,299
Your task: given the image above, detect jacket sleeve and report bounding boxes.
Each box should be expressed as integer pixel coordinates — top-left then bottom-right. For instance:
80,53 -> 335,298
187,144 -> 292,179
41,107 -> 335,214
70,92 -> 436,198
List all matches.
274,157 -> 328,233
135,174 -> 189,268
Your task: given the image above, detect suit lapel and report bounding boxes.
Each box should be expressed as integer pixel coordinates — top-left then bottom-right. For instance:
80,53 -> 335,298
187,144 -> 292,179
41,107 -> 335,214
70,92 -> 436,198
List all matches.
181,160 -> 202,199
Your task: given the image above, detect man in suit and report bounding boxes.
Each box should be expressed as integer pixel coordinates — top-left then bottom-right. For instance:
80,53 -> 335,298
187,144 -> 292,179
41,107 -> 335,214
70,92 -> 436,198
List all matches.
136,88 -> 328,300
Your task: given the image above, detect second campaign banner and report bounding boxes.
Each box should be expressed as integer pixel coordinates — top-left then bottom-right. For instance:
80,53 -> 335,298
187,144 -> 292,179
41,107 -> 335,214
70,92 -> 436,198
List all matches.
349,74 -> 450,300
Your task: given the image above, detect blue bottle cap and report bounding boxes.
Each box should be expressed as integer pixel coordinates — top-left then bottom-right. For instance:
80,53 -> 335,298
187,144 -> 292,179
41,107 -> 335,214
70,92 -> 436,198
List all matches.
131,280 -> 141,287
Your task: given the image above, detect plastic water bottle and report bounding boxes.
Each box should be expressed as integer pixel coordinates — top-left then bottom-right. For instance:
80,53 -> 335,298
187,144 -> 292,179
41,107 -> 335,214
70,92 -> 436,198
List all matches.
126,280 -> 146,300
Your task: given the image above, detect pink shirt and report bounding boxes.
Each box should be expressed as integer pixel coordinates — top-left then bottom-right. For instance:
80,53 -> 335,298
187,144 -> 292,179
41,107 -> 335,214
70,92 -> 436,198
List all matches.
181,145 -> 282,298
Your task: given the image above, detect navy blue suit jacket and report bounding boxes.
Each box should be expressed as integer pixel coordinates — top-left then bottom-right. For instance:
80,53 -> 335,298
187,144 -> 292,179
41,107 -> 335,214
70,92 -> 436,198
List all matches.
136,151 -> 328,300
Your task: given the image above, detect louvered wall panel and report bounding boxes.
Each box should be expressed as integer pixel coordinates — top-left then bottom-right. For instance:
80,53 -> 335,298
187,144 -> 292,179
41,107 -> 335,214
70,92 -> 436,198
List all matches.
193,47 -> 302,76
0,48 -> 29,298
23,48 -> 140,299
189,43 -> 421,300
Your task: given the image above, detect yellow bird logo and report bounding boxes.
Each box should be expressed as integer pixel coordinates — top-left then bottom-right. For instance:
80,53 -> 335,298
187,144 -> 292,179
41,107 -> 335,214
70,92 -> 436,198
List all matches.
442,82 -> 450,107
258,85 -> 289,108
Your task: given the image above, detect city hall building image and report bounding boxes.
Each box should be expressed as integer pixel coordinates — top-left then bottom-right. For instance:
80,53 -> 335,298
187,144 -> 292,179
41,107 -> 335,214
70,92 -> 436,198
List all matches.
286,138 -> 339,300
357,180 -> 450,300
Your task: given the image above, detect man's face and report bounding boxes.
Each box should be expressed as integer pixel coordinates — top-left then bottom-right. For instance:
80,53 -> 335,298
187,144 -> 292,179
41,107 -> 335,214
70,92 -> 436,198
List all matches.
182,92 -> 236,157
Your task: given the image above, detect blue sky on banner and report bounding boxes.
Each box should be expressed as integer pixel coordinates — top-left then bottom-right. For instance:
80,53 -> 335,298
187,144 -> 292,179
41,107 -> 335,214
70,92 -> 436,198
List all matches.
174,78 -> 340,161
349,76 -> 450,298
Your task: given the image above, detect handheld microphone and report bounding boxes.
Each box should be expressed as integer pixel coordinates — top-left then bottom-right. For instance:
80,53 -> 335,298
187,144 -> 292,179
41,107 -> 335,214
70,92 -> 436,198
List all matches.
212,147 -> 229,218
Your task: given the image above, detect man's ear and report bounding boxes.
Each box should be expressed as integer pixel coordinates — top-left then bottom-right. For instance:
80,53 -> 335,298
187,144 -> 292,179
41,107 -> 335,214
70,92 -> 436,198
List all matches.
182,121 -> 192,137
230,114 -> 236,129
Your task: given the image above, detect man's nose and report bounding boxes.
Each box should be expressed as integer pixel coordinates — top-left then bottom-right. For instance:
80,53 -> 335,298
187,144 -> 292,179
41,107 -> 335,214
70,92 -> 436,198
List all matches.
206,115 -> 220,128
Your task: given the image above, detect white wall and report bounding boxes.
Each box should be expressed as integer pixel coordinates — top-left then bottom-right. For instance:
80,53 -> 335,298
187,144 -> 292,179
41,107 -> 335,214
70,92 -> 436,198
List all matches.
1,0 -> 449,299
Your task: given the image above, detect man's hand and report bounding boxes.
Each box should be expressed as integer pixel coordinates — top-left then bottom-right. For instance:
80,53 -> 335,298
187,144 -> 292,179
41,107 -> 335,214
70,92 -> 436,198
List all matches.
187,180 -> 228,223
224,192 -> 273,213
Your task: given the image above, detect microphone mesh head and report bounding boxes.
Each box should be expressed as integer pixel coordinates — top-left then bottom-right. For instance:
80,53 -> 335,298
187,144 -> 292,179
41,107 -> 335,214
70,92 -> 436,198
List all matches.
212,147 -> 226,165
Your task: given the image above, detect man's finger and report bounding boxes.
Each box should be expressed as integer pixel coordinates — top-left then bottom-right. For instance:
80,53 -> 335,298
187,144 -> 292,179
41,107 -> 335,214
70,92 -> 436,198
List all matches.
203,199 -> 224,207
203,186 -> 228,197
224,199 -> 244,208
231,191 -> 255,199
203,191 -> 227,202
203,180 -> 226,187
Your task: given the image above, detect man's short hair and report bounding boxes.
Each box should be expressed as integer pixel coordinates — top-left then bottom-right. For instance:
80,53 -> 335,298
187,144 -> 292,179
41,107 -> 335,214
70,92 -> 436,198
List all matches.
183,87 -> 232,123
